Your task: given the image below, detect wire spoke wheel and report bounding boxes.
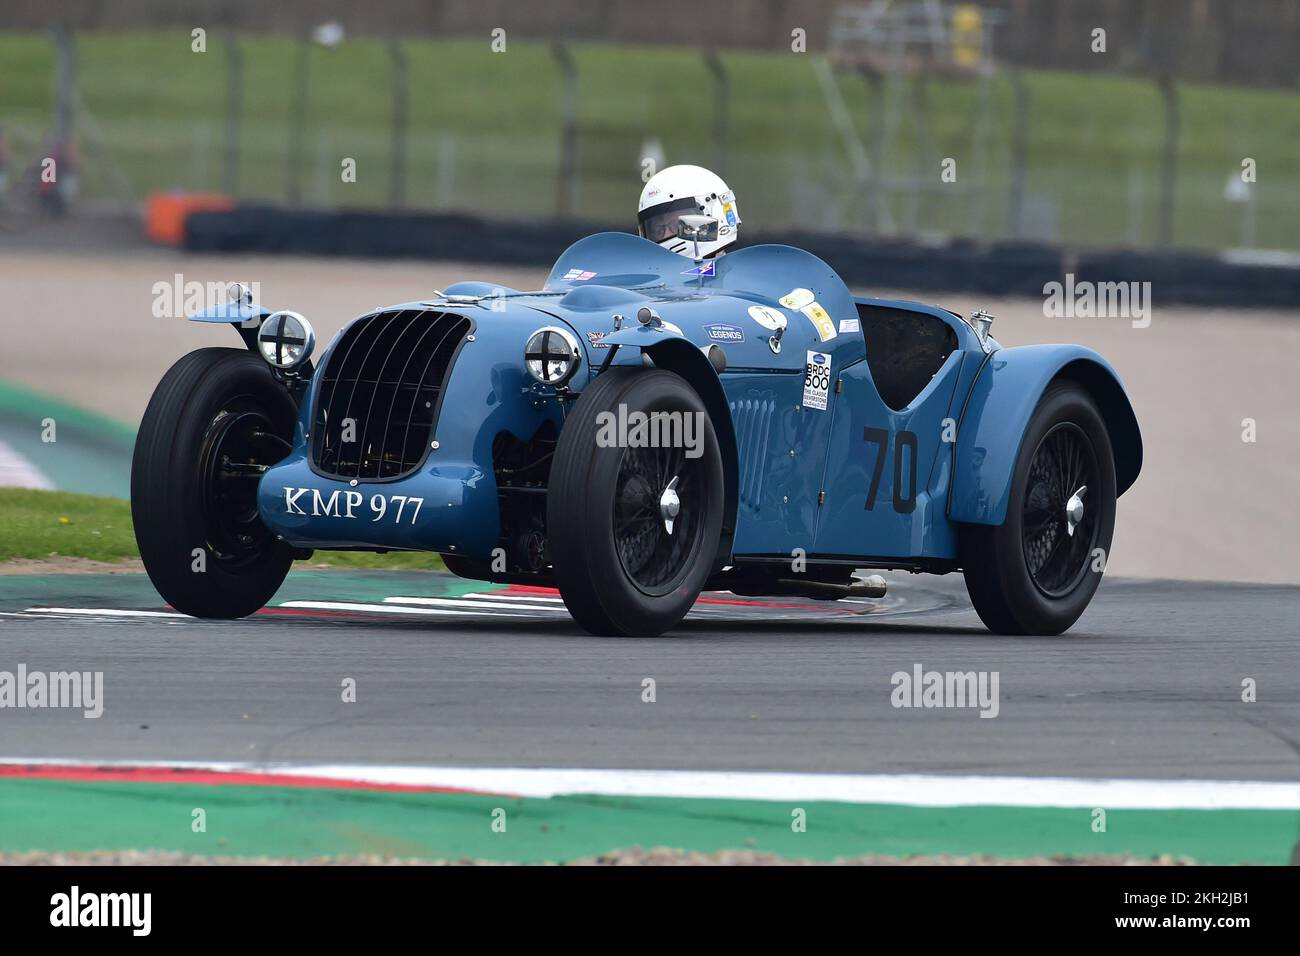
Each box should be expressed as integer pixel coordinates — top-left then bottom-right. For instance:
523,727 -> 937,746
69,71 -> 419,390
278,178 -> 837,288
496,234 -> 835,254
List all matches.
1021,422 -> 1099,597
547,367 -> 724,637
613,443 -> 704,595
960,381 -> 1119,636
198,403 -> 290,565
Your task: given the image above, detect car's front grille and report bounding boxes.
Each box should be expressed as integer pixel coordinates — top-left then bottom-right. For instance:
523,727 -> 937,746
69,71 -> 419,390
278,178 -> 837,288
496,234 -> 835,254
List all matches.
310,308 -> 472,481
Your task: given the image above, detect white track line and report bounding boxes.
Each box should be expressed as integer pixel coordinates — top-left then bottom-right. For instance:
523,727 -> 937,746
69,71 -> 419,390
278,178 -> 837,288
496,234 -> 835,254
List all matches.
466,592 -> 565,604
281,766 -> 1300,809
23,607 -> 189,619
0,758 -> 1295,810
383,595 -> 568,612
0,440 -> 53,490
278,600 -> 531,617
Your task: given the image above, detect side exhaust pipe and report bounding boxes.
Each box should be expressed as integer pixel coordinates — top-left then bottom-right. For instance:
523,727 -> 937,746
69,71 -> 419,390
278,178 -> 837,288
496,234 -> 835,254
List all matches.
728,574 -> 887,601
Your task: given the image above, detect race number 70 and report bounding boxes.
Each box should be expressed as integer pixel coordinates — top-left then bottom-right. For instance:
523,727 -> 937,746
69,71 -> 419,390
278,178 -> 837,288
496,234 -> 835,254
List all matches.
862,427 -> 917,514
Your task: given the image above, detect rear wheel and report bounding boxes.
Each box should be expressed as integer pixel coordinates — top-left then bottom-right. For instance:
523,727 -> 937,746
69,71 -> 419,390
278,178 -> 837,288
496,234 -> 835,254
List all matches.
548,368 -> 724,636
131,348 -> 298,618
960,381 -> 1116,635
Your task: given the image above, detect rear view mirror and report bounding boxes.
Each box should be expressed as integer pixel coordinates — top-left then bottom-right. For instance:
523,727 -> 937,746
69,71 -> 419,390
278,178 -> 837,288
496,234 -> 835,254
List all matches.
676,215 -> 719,242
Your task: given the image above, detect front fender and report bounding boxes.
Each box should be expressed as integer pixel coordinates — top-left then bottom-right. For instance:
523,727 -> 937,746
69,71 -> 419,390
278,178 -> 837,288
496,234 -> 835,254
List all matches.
949,344 -> 1142,525
579,329 -> 740,568
586,322 -> 686,358
642,337 -> 739,567
190,302 -> 271,352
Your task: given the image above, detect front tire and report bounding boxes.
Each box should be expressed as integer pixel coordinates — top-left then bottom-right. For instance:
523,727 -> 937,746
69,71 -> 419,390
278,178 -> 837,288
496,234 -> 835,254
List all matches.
548,368 -> 724,636
960,380 -> 1117,635
131,348 -> 298,618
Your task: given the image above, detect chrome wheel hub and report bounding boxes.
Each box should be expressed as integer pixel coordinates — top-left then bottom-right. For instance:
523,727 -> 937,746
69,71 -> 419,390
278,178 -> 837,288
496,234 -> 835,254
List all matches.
659,476 -> 681,535
1065,485 -> 1087,537
613,445 -> 703,596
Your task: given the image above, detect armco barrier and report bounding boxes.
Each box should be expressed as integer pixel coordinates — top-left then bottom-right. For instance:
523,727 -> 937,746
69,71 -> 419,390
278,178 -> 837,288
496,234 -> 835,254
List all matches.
183,206 -> 1300,309
184,207 -> 604,264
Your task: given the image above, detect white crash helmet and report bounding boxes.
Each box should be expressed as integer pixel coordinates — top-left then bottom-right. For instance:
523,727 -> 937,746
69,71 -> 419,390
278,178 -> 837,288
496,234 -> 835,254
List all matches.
637,164 -> 740,258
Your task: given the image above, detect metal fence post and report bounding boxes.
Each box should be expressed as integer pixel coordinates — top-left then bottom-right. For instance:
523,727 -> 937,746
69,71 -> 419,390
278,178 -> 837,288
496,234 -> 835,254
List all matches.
861,68 -> 886,233
552,40 -> 578,219
1157,73 -> 1180,247
52,26 -> 75,146
1007,70 -> 1028,239
44,25 -> 77,215
286,32 -> 310,205
388,39 -> 408,209
223,34 -> 243,195
905,74 -> 933,234
704,49 -> 729,174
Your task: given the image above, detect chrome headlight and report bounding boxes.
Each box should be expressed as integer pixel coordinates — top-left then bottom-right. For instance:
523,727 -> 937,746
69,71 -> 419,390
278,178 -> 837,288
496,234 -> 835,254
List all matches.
524,326 -> 581,385
258,311 -> 316,370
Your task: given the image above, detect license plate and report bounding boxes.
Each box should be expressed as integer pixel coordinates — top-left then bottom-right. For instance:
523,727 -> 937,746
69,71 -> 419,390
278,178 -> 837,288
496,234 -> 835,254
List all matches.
282,487 -> 424,525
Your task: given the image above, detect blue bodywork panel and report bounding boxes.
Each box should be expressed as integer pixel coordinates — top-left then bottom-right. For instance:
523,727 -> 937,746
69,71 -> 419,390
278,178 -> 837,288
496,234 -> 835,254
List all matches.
203,231 -> 1141,567
947,344 -> 1142,525
812,352 -> 966,560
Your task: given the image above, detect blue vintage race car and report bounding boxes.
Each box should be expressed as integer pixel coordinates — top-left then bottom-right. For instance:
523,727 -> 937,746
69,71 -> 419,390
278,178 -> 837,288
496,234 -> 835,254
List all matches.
131,230 -> 1141,636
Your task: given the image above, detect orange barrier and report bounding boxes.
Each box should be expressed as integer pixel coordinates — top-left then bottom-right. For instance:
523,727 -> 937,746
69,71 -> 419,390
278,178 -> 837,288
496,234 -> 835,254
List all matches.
145,192 -> 236,245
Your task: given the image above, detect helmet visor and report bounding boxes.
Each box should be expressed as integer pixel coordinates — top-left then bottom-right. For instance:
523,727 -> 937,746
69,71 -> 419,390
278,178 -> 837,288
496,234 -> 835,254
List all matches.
637,197 -> 700,244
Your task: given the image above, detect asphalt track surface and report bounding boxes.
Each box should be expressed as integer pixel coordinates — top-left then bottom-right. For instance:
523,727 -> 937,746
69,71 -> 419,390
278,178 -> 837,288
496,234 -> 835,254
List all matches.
2,574 -> 1297,782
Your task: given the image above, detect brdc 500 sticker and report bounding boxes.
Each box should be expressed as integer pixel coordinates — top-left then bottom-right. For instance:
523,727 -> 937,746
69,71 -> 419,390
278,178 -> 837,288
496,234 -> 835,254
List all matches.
803,351 -> 831,411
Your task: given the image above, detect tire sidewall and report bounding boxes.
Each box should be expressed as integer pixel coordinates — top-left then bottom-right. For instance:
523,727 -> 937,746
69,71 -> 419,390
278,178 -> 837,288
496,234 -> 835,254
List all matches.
132,349 -> 298,616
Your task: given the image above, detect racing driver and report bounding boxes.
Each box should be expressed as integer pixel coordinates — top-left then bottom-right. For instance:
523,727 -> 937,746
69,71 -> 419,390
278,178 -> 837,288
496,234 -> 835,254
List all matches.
637,164 -> 740,258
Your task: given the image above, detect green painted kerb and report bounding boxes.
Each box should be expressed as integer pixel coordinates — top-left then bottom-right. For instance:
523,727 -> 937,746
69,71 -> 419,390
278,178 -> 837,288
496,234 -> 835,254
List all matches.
0,780 -> 1292,864
0,382 -> 135,498
0,383 -> 137,447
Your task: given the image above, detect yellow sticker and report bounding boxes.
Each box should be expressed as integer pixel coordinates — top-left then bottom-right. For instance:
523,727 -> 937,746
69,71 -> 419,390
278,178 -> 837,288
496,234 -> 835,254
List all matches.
779,287 -> 815,310
801,302 -> 837,342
